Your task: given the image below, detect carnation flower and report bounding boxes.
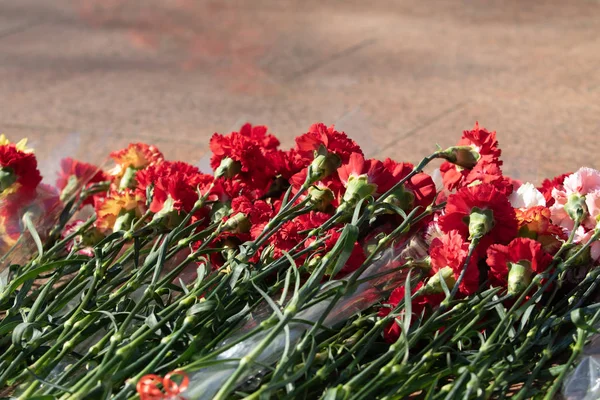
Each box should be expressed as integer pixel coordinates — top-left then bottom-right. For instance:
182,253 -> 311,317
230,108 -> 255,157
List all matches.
538,172 -> 570,207
229,195 -> 274,238
550,168 -> 600,231
337,153 -> 390,208
509,182 -> 546,209
0,134 -> 32,153
427,230 -> 479,296
573,227 -> 600,263
295,123 -> 362,165
438,183 -> 518,251
62,220 -> 103,257
515,206 -> 564,253
381,159 -> 437,209
0,144 -> 42,198
136,161 -> 214,215
379,282 -> 444,343
109,143 -> 164,182
56,158 -> 108,205
210,124 -> 280,189
439,122 -> 503,191
95,190 -> 145,232
486,237 -> 553,295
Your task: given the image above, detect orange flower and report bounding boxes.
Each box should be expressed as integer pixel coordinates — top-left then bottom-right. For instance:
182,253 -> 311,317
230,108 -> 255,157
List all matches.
516,206 -> 564,253
109,143 -> 164,179
95,190 -> 144,232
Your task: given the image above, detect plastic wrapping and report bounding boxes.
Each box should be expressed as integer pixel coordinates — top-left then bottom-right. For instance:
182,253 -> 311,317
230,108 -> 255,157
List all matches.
183,238 -> 413,399
563,335 -> 600,400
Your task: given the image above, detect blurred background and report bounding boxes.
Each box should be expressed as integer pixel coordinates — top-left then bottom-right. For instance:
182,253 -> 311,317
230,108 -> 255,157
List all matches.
1,0 -> 599,183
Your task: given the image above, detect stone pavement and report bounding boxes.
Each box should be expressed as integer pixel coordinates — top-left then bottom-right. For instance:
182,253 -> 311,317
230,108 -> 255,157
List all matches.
1,0 -> 599,184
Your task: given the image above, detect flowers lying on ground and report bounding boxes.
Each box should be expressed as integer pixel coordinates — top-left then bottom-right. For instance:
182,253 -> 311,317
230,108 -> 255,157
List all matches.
1,121 -> 599,400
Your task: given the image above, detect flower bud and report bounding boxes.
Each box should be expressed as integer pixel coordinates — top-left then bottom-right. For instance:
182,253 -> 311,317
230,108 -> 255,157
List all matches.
215,157 -> 242,179
0,167 -> 16,193
383,185 -> 415,212
308,186 -> 334,211
118,166 -> 138,190
565,193 -> 588,224
422,266 -> 455,294
338,175 -> 377,214
307,152 -> 341,184
224,212 -> 251,234
439,146 -> 480,169
507,261 -> 532,296
468,207 -> 494,240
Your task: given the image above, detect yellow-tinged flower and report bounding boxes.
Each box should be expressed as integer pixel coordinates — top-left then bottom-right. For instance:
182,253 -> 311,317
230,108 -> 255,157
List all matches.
95,190 -> 144,232
0,134 -> 33,153
108,143 -> 164,180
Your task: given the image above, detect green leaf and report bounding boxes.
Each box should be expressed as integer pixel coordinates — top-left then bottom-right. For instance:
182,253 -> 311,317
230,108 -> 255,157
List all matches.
4,260 -> 86,296
22,212 -> 43,259
187,300 -> 216,315
12,321 -> 41,346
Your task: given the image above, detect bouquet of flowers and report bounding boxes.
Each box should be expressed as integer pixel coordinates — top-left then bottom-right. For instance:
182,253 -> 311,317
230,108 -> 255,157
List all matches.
0,122 -> 599,400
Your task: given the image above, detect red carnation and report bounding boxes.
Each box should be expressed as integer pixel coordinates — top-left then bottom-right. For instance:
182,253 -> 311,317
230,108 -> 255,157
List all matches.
295,123 -> 362,165
439,122 -> 504,192
381,158 -> 437,208
337,153 -> 391,199
538,172 -> 570,207
305,227 -> 366,276
230,195 -> 274,239
438,183 -> 518,251
379,282 -> 444,343
486,237 -> 553,294
209,124 -> 280,190
136,161 -> 214,214
429,230 -> 480,296
56,158 -> 108,205
0,144 -> 42,197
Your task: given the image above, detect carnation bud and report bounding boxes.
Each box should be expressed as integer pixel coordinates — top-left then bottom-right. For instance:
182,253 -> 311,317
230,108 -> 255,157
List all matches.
112,212 -> 135,232
468,207 -> 494,240
336,175 -> 377,215
308,186 -> 334,211
383,185 -> 415,212
507,261 -> 533,296
215,157 -> 242,179
307,147 -> 341,184
439,146 -> 480,169
422,266 -> 455,294
118,166 -> 138,190
210,201 -> 231,223
224,212 -> 251,234
565,193 -> 588,224
0,167 -> 16,193
564,244 -> 592,268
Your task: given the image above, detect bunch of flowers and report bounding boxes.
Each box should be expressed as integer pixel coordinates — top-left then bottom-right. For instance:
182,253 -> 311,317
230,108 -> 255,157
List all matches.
0,122 -> 599,400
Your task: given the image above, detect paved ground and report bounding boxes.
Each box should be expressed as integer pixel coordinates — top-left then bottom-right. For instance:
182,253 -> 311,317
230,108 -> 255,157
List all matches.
1,0 -> 599,184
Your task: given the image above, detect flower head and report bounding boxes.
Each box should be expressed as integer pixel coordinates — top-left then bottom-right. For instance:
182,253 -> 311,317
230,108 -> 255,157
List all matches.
538,172 -> 570,207
95,190 -> 144,232
109,143 -> 164,180
337,153 -> 390,210
295,123 -> 362,165
381,159 -> 437,209
509,182 -> 546,209
0,144 -> 42,198
427,230 -> 479,296
136,161 -> 214,215
438,183 -> 518,251
486,237 -> 553,295
57,158 -> 108,205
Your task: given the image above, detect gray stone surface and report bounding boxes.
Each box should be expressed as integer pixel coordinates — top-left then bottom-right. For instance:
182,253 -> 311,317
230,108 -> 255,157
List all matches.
1,0 -> 599,183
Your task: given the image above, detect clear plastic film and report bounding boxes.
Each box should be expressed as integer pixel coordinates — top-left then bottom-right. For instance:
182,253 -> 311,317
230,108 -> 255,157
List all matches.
182,237 -> 414,399
563,334 -> 600,400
